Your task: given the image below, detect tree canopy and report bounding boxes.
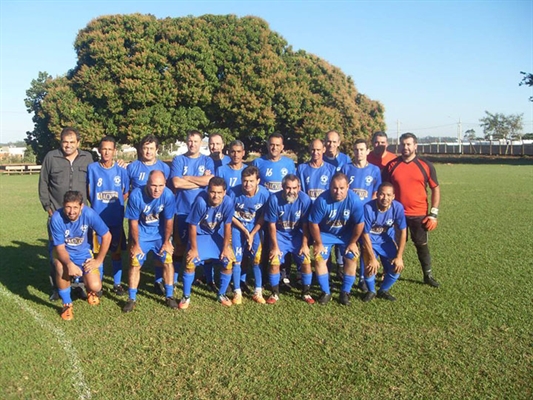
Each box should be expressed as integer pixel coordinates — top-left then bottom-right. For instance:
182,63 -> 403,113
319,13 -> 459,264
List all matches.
25,14 -> 384,163
479,111 -> 524,141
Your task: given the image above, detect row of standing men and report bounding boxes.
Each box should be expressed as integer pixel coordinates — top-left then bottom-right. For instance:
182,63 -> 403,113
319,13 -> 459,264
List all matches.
38,128 -> 440,320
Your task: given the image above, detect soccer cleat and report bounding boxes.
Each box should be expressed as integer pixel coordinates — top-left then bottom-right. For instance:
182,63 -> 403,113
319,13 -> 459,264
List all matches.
122,299 -> 136,313
178,296 -> 190,310
49,289 -> 60,302
424,274 -> 440,288
339,291 -> 351,306
252,292 -> 266,304
302,293 -> 315,305
217,294 -> 232,307
154,280 -> 165,296
165,297 -> 179,309
87,291 -> 100,306
72,285 -> 88,301
232,292 -> 243,305
60,304 -> 73,320
377,290 -> 396,301
112,284 -> 126,296
266,293 -> 279,304
357,279 -> 369,293
362,291 -> 376,303
318,292 -> 332,305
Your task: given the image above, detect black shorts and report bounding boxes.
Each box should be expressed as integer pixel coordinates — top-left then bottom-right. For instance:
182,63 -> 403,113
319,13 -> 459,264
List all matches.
406,216 -> 428,246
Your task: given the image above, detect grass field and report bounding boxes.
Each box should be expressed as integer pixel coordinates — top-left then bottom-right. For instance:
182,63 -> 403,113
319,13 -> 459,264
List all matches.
0,164 -> 532,399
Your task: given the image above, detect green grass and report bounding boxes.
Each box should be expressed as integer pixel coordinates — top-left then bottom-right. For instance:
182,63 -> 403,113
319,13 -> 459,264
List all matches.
1,164 -> 532,399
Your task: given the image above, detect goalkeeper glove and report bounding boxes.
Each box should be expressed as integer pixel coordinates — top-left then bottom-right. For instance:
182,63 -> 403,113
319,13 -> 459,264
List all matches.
422,208 -> 438,231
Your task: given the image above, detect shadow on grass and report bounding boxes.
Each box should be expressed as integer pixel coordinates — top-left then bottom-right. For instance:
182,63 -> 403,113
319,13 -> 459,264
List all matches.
0,239 -> 179,313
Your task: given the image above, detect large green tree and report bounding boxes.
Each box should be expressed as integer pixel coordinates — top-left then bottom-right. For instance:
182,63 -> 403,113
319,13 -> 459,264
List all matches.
26,14 -> 384,162
479,111 -> 523,141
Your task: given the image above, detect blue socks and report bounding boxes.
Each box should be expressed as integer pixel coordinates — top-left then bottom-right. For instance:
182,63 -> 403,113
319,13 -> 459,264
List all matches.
253,264 -> 262,289
232,263 -> 242,291
182,271 -> 195,297
58,287 -> 72,304
112,259 -> 122,285
341,274 -> 356,293
317,273 -> 330,294
219,272 -> 232,297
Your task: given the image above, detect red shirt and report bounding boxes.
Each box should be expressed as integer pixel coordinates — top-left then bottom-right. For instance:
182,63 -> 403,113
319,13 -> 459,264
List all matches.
382,156 -> 439,216
367,151 -> 396,170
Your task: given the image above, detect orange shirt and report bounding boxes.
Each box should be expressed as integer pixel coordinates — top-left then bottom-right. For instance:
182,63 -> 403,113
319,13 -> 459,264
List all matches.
367,151 -> 396,170
382,156 -> 439,216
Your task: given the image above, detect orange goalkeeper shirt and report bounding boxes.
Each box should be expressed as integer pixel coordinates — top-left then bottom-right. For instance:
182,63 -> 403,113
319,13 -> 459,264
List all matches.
382,156 -> 439,216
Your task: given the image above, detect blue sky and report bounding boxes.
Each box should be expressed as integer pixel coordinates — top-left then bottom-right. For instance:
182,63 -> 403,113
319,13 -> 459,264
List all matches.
1,0 -> 532,143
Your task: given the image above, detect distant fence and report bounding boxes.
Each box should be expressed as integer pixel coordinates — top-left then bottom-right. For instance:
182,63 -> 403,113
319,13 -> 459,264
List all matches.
391,142 -> 533,156
0,164 -> 42,175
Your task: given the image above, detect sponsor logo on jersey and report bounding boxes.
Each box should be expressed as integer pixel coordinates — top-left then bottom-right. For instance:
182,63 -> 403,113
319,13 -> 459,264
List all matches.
97,191 -> 119,203
65,237 -> 84,246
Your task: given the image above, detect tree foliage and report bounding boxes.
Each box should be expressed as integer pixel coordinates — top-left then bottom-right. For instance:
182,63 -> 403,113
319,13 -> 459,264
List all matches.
519,71 -> 533,102
25,14 -> 384,162
479,111 -> 523,141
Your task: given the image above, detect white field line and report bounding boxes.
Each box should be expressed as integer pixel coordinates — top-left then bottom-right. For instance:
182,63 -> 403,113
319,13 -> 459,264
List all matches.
0,286 -> 91,399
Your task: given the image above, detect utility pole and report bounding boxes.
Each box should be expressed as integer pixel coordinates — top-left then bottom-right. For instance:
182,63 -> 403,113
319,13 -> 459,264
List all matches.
396,119 -> 400,153
458,118 -> 462,154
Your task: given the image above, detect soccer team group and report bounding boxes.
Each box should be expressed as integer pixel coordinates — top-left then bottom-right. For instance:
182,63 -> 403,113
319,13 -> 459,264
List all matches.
38,127 -> 441,320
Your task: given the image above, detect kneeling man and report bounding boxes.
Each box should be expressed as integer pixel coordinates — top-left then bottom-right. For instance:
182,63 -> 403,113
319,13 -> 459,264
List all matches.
49,190 -> 111,320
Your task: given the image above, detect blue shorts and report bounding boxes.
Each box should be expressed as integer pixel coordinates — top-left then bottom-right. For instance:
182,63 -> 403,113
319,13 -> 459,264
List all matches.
317,242 -> 352,263
232,228 -> 262,265
131,239 -> 172,267
52,248 -> 99,276
271,234 -> 310,266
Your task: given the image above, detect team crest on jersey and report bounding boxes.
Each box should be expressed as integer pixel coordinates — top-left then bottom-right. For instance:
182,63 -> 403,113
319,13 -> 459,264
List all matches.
386,219 -> 394,226
281,168 -> 288,177
365,175 -> 373,186
343,210 -> 350,218
295,210 -> 301,218
306,176 -> 310,184
114,176 -> 122,186
215,212 -> 222,220
199,166 -> 205,174
81,224 -> 88,232
254,203 -> 263,210
320,175 -> 329,184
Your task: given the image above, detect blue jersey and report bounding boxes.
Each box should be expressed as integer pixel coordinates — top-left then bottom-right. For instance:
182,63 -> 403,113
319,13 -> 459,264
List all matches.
186,192 -> 234,236
340,163 -> 382,202
125,186 -> 175,241
87,162 -> 129,227
216,163 -> 245,189
364,199 -> 407,248
264,191 -> 311,243
171,154 -> 215,215
50,206 -> 109,259
309,190 -> 364,244
229,185 -> 271,232
212,155 -> 231,173
297,162 -> 337,201
251,155 -> 296,193
323,152 -> 351,171
127,160 -> 170,190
